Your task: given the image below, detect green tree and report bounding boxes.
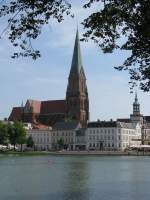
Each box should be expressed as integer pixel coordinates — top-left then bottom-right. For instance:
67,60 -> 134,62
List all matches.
0,121 -> 8,145
26,136 -> 34,148
16,124 -> 27,152
82,0 -> 150,92
57,138 -> 64,150
8,121 -> 26,151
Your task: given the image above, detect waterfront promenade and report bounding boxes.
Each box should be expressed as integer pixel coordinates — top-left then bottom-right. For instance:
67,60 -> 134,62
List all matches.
1,150 -> 150,156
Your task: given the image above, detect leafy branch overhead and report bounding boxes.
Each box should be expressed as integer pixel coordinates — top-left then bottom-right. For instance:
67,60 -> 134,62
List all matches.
0,0 -> 72,59
0,0 -> 150,92
82,0 -> 150,92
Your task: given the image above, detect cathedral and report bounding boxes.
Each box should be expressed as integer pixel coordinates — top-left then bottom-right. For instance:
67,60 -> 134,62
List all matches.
9,30 -> 89,127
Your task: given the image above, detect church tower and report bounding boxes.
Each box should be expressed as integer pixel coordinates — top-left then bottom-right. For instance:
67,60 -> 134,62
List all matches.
130,93 -> 143,124
133,93 -> 140,115
66,29 -> 89,127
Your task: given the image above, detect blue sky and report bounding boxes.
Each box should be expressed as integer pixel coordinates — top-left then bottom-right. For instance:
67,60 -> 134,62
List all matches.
0,1 -> 150,121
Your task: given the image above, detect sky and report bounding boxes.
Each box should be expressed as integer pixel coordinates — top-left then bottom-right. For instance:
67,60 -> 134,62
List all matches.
0,0 -> 150,121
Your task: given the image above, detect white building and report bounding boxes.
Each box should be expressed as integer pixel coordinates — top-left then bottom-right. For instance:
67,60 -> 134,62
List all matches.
51,121 -> 82,150
86,121 -> 141,151
27,129 -> 52,151
25,120 -> 142,152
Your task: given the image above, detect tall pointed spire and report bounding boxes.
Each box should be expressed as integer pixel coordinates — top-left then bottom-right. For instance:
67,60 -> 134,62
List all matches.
66,29 -> 89,127
70,29 -> 83,74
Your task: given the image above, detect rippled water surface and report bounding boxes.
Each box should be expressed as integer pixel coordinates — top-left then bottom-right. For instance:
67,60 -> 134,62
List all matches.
0,155 -> 150,200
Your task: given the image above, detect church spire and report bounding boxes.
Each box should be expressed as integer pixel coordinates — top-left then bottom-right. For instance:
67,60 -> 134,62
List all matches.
130,92 -> 143,124
66,29 -> 89,127
70,29 -> 83,75
133,92 -> 140,115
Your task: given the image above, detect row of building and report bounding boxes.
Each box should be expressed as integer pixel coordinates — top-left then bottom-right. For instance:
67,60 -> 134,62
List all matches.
25,120 -> 141,151
24,93 -> 150,151
7,29 -> 150,151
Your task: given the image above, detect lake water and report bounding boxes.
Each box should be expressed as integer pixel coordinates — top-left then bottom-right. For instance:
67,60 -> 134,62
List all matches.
0,155 -> 150,200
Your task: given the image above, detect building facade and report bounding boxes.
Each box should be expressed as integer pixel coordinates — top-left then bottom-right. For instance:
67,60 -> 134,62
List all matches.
27,129 -> 52,151
51,121 -> 83,150
25,120 -> 141,152
86,121 -> 141,151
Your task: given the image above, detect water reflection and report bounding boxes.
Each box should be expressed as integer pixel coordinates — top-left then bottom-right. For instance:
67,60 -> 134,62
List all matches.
0,156 -> 150,200
62,158 -> 90,200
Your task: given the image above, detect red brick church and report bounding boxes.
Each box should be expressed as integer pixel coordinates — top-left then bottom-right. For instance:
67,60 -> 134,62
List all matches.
9,30 -> 89,127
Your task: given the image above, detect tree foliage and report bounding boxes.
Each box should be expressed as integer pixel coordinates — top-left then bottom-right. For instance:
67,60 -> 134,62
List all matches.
57,138 -> 64,149
26,135 -> 34,148
15,122 -> 27,151
8,121 -> 26,150
82,0 -> 150,91
0,121 -> 8,144
0,0 -> 71,59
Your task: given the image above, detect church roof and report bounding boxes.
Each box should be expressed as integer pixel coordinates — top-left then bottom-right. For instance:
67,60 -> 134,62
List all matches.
9,107 -> 22,121
70,29 -> 84,75
9,99 -> 67,122
40,100 -> 67,114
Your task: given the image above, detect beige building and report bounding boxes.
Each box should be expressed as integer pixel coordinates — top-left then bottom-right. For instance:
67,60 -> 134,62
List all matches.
86,121 -> 141,151
51,121 -> 82,150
